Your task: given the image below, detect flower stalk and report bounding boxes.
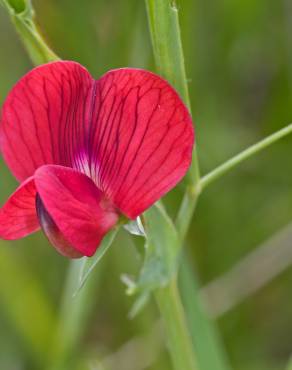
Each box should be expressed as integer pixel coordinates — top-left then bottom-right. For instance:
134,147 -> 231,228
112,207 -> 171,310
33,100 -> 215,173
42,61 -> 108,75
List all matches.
145,2 -> 233,370
145,1 -> 201,369
154,279 -> 198,370
200,122 -> 292,190
145,0 -> 200,185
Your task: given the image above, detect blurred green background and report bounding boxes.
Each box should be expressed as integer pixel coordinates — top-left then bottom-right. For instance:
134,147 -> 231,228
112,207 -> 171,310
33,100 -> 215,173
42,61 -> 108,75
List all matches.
1,1 -> 292,369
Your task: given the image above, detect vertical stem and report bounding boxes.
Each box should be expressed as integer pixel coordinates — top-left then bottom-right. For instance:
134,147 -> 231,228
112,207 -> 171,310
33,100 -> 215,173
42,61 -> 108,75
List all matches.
146,0 -> 201,241
145,0 -> 200,185
176,186 -> 200,241
145,2 -> 199,369
154,279 -> 198,370
145,2 -> 231,370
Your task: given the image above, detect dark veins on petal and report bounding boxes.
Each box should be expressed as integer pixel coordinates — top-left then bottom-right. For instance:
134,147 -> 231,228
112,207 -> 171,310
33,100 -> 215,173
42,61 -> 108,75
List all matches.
1,63 -> 193,218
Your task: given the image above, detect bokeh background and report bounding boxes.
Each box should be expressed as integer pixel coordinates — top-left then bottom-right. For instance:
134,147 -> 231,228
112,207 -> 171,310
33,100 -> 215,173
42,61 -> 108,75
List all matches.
1,1 -> 292,370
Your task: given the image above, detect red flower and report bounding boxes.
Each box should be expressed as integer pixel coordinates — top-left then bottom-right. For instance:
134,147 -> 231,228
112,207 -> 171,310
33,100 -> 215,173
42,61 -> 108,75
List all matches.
0,61 -> 194,258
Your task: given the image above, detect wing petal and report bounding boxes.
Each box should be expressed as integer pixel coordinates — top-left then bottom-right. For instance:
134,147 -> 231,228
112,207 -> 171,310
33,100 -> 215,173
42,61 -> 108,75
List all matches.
0,177 -> 39,239
34,165 -> 118,257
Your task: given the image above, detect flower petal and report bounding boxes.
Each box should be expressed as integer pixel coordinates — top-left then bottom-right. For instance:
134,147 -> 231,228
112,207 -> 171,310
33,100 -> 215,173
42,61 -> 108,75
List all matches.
0,177 -> 39,239
0,61 -> 93,181
90,69 -> 194,218
36,195 -> 83,259
1,62 -> 194,220
34,165 -> 118,257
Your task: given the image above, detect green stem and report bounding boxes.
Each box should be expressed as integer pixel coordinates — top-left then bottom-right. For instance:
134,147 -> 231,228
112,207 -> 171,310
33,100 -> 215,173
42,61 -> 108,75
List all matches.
200,123 -> 292,190
145,0 -> 200,185
144,2 -> 232,370
176,123 -> 292,246
176,185 -> 200,241
154,279 -> 198,370
12,16 -> 59,64
145,0 -> 201,244
1,0 -> 59,64
145,2 -> 202,369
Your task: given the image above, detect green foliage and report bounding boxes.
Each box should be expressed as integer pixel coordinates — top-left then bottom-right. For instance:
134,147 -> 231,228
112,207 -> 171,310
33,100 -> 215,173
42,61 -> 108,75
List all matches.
77,227 -> 120,292
1,0 -> 28,14
1,0 -> 292,369
1,0 -> 57,65
125,204 -> 180,296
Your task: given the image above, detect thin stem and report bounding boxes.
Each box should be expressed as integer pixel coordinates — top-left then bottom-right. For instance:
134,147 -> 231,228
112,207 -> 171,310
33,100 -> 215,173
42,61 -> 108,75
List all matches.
145,2 -> 202,369
154,278 -> 198,370
145,0 -> 201,247
177,123 -> 292,244
12,17 -> 59,64
176,185 -> 200,241
146,0 -> 201,244
200,123 -> 292,190
1,0 -> 59,64
145,0 -> 200,185
144,2 -> 231,370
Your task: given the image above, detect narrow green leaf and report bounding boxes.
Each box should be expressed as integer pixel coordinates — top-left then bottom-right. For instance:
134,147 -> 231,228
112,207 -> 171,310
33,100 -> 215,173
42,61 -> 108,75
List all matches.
145,0 -> 200,185
179,258 -> 232,370
128,292 -> 150,319
129,203 -> 180,296
145,2 -> 231,370
77,227 -> 119,292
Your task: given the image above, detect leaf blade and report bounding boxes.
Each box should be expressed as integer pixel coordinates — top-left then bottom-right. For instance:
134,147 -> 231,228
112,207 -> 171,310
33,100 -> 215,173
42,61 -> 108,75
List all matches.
77,227 -> 119,292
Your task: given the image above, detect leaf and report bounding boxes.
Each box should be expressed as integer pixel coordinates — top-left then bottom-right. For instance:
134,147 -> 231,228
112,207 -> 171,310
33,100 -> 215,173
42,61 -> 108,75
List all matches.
129,203 -> 180,296
76,227 -> 119,292
128,292 -> 150,319
123,216 -> 146,237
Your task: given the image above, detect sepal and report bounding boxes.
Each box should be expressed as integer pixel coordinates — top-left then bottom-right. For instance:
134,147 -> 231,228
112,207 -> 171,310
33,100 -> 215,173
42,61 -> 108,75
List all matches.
122,203 -> 180,316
